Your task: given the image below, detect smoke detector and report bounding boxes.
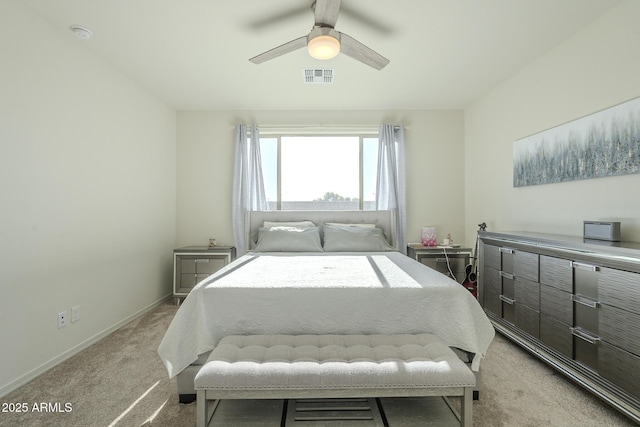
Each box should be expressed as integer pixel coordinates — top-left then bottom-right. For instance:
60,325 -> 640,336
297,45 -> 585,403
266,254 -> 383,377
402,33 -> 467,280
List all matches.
70,25 -> 93,40
303,68 -> 334,84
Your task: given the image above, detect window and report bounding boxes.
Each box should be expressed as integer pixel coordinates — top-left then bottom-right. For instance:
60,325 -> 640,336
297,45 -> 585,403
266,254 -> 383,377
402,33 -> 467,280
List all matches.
259,135 -> 379,210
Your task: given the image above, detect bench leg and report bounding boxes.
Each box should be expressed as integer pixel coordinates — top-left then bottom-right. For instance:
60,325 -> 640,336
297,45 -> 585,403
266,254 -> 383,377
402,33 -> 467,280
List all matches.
460,387 -> 473,427
196,390 -> 207,427
197,392 -> 222,427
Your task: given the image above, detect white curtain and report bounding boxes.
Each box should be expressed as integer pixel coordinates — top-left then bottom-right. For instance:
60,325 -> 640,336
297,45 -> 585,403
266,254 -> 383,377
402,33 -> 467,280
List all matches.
232,124 -> 267,257
376,124 -> 407,254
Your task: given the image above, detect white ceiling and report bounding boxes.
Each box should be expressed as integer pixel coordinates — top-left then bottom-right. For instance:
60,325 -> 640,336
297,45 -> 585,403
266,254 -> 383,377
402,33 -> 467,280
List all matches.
23,0 -> 620,111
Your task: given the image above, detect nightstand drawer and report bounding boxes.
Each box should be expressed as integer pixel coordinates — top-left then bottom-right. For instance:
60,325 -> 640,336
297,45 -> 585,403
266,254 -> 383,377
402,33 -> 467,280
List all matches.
419,256 -> 467,271
179,274 -> 197,288
195,258 -> 227,274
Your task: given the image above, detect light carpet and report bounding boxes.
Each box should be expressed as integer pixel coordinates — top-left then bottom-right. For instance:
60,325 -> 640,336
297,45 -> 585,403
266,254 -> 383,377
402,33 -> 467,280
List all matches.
0,300 -> 635,426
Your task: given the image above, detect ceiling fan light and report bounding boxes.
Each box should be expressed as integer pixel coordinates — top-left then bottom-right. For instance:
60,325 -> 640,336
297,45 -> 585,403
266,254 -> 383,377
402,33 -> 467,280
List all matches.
307,31 -> 340,60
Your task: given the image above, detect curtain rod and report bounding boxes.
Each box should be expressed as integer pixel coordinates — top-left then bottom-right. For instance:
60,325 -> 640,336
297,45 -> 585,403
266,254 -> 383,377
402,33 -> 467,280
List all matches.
230,124 -> 407,134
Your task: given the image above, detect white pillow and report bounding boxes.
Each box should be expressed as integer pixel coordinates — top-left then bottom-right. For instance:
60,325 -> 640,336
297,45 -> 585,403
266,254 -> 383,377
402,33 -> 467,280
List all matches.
254,226 -> 323,252
322,224 -> 394,252
263,220 -> 316,228
324,222 -> 376,228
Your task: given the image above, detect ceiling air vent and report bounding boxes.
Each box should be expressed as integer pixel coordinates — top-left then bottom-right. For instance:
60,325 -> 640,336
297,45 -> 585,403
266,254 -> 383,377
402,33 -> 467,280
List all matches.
303,68 -> 335,84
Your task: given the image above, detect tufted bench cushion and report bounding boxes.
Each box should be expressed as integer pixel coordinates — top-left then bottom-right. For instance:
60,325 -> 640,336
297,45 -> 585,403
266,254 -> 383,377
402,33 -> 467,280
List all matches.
195,333 -> 475,427
195,333 -> 475,391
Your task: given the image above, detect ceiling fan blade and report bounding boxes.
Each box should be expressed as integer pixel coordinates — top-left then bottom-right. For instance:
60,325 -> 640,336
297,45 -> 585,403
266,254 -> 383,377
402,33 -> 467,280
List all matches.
339,4 -> 393,35
249,36 -> 308,64
314,0 -> 341,28
339,33 -> 389,70
247,5 -> 309,30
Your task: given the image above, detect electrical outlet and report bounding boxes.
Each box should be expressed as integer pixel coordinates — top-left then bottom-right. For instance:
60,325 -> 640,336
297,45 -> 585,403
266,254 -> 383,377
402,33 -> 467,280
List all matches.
58,311 -> 67,329
71,305 -> 80,322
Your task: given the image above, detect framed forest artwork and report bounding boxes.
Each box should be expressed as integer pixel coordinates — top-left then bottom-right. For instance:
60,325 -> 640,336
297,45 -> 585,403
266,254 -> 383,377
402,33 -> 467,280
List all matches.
513,97 -> 640,187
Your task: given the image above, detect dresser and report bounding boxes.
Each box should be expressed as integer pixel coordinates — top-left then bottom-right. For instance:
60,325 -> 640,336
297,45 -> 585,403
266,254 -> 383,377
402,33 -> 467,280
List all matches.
478,231 -> 640,423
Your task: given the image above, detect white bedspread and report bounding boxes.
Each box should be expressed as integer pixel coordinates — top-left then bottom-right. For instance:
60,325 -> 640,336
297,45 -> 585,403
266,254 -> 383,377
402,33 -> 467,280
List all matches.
158,252 -> 495,378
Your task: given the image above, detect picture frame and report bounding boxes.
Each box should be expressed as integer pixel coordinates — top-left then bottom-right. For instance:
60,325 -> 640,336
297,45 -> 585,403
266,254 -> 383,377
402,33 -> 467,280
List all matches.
513,96 -> 640,187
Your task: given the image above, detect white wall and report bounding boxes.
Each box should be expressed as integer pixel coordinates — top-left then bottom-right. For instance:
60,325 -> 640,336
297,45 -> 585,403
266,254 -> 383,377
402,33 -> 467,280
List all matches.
0,1 -> 176,395
176,110 -> 465,249
465,0 -> 640,245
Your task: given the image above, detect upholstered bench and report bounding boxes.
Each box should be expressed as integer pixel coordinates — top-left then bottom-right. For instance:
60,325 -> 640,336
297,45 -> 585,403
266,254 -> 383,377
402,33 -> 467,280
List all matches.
194,333 -> 476,427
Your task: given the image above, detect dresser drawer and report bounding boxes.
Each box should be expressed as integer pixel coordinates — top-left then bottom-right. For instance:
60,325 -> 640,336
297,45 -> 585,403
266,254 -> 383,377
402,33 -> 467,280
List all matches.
515,278 -> 540,310
540,314 -> 572,358
573,327 -> 599,372
514,251 -> 539,283
500,247 -> 515,274
599,341 -> 640,399
540,284 -> 573,325
515,303 -> 539,338
483,266 -> 501,295
484,289 -> 502,317
483,243 -> 501,270
598,267 -> 640,315
502,293 -> 515,325
600,304 -> 640,357
540,255 -> 573,292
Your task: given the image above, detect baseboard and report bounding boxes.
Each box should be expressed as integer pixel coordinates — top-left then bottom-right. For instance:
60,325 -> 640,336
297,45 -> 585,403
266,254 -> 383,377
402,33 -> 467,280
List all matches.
0,294 -> 172,398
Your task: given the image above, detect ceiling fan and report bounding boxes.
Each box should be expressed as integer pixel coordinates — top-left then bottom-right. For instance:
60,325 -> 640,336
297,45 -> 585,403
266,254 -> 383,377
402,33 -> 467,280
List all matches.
249,0 -> 389,70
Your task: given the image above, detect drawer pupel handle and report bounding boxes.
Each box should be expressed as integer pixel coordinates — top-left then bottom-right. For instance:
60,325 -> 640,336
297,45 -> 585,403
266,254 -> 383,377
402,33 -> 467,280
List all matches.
499,271 -> 514,280
571,261 -> 599,271
571,294 -> 600,308
571,327 -> 601,345
195,259 -> 211,263
499,247 -> 514,254
499,295 -> 516,305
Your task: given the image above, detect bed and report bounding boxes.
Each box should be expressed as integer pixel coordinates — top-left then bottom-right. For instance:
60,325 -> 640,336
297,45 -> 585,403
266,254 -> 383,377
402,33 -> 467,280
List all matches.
158,210 -> 495,400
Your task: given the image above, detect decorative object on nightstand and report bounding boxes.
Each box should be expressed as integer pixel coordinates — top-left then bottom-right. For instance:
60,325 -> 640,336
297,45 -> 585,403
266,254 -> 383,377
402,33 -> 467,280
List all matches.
421,226 -> 437,246
172,245 -> 236,304
407,243 -> 472,285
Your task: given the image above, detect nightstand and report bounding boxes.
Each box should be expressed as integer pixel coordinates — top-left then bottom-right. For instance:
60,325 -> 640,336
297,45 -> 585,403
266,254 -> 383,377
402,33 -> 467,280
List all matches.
173,246 -> 236,304
407,243 -> 472,284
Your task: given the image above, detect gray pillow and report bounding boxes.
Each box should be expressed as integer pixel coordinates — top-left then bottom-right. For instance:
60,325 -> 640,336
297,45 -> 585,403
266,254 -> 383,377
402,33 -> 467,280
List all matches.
322,224 -> 394,252
254,226 -> 323,252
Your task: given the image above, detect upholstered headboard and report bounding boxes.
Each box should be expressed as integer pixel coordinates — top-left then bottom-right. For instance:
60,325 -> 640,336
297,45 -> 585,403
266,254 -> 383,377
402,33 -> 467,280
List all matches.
246,210 -> 397,251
